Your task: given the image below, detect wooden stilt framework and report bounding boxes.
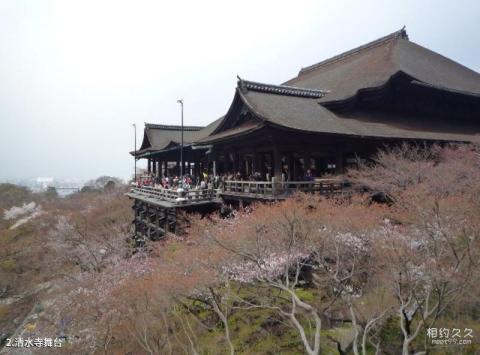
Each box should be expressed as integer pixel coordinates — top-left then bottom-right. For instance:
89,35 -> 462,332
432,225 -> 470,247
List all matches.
128,177 -> 344,241
133,200 -> 178,241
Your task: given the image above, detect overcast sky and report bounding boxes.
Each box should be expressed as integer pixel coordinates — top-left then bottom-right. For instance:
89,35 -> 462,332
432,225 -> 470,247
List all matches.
1,0 -> 479,181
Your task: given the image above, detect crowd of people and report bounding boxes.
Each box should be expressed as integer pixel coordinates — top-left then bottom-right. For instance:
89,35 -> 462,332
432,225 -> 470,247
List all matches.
135,168 -> 317,191
135,170 -> 275,191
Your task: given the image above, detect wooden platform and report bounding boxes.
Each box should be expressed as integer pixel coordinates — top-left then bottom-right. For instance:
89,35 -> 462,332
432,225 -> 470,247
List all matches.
221,179 -> 343,201
126,191 -> 221,208
127,179 -> 344,242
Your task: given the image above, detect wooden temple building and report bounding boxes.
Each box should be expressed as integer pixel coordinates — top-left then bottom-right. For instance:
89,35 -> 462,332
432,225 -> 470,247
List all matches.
129,28 -> 480,239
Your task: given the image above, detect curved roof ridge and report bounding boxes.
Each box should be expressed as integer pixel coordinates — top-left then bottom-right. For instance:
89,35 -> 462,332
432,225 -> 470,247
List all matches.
298,27 -> 408,76
238,77 -> 328,98
145,123 -> 204,131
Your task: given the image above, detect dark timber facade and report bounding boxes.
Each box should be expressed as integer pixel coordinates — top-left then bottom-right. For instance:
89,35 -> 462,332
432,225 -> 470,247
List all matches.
129,28 -> 480,239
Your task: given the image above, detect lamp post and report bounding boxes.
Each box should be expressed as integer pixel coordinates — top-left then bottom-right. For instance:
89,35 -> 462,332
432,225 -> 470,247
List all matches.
132,123 -> 137,183
177,99 -> 184,179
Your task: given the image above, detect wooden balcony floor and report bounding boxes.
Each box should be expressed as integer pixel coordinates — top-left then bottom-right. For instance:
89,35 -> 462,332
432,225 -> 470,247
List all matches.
127,179 -> 344,207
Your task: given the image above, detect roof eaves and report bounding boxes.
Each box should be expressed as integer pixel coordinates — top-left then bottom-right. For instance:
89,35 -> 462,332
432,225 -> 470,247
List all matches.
194,123 -> 264,144
319,70 -> 415,107
410,80 -> 480,98
267,120 -> 473,144
135,143 -> 200,158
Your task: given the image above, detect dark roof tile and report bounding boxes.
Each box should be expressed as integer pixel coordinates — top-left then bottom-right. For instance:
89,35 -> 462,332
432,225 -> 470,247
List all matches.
285,27 -> 480,103
240,89 -> 480,142
238,78 -> 328,98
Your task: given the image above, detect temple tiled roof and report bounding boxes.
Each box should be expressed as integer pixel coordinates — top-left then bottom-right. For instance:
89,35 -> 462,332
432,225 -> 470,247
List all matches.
137,124 -> 203,153
299,28 -> 409,75
285,27 -> 480,103
196,88 -> 480,144
134,118 -> 224,156
136,28 -> 480,154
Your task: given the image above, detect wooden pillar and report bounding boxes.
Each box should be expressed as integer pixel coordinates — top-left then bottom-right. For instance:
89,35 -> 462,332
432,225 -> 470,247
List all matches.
213,160 -> 217,177
233,151 -> 238,174
335,150 -> 344,174
252,150 -> 259,173
147,159 -> 151,174
303,152 -> 311,178
259,152 -> 265,179
238,153 -> 244,176
228,153 -> 234,174
158,160 -> 163,178
175,161 -> 180,176
273,147 -> 282,180
288,153 -> 294,181
152,158 -> 156,176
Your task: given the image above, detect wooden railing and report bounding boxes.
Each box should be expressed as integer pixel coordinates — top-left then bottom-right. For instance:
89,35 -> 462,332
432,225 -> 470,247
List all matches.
129,178 -> 344,205
130,186 -> 219,205
222,178 -> 343,198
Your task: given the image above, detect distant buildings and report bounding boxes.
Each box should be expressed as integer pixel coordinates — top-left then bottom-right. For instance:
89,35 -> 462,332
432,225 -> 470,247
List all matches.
35,177 -> 54,190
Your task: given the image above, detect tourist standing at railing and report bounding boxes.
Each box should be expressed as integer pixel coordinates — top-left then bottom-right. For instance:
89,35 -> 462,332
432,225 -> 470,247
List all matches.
304,169 -> 314,181
219,174 -> 227,189
185,175 -> 192,189
213,175 -> 220,189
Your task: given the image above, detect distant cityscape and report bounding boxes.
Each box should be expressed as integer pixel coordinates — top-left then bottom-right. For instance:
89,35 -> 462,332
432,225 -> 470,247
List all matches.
0,177 -> 125,197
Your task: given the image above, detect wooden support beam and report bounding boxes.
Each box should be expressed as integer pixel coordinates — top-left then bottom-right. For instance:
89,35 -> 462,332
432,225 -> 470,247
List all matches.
273,147 -> 282,180
233,151 -> 238,174
335,150 -> 344,174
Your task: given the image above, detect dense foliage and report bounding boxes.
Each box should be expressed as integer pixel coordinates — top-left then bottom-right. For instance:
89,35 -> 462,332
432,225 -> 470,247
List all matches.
1,144 -> 479,354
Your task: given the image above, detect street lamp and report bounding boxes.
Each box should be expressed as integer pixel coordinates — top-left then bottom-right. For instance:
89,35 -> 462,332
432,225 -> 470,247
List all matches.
177,99 -> 184,179
132,123 -> 137,183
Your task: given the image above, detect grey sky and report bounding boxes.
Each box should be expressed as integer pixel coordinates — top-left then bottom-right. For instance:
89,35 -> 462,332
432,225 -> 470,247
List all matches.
1,0 -> 479,181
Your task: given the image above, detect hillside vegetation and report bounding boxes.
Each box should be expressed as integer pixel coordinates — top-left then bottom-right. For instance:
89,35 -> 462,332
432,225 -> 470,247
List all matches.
1,144 -> 479,355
